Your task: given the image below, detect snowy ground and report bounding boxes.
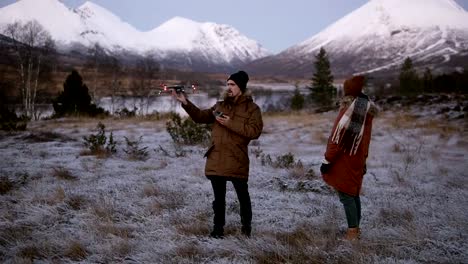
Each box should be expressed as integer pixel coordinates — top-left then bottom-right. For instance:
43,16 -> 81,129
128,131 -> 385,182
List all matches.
0,103 -> 467,263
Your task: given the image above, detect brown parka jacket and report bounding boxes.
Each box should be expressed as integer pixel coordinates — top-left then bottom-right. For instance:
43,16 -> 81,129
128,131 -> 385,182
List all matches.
182,93 -> 263,180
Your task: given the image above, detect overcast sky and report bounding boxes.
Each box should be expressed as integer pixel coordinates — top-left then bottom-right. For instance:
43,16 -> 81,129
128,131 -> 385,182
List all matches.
1,0 -> 467,53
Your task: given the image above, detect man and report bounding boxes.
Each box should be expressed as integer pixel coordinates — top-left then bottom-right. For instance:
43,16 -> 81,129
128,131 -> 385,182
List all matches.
172,70 -> 263,238
320,75 -> 378,241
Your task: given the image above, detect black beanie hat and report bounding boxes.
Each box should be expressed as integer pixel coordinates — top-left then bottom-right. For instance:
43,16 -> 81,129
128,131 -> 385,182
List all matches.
227,70 -> 249,92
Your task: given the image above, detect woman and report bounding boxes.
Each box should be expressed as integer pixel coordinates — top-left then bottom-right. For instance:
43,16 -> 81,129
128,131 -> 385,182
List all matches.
320,75 -> 378,240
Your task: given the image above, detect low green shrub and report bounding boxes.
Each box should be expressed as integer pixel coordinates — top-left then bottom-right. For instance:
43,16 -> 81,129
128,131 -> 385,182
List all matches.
166,113 -> 210,145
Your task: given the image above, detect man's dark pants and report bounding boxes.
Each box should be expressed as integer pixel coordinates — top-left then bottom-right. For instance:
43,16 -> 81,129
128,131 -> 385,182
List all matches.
208,176 -> 252,234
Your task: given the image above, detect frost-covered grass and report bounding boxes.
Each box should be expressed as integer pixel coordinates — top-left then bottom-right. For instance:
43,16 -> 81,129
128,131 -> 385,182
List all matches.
0,108 -> 467,263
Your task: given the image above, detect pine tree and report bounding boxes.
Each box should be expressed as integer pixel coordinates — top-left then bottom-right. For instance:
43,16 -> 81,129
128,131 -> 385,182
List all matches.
399,57 -> 420,96
290,85 -> 304,111
309,47 -> 335,107
53,70 -> 104,116
422,67 -> 434,93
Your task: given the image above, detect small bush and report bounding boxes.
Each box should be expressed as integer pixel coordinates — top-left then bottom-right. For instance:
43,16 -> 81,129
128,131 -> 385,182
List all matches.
0,107 -> 28,131
156,144 -> 187,158
83,123 -> 117,156
260,153 -> 273,166
166,113 -> 210,145
115,107 -> 137,118
290,87 -> 305,110
274,152 -> 296,168
123,136 -> 149,161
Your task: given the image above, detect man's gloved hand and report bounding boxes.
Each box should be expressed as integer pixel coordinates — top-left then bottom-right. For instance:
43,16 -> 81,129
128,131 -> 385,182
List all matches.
320,163 -> 331,174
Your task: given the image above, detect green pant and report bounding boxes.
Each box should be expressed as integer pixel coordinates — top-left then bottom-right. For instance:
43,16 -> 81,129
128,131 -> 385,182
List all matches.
338,191 -> 361,228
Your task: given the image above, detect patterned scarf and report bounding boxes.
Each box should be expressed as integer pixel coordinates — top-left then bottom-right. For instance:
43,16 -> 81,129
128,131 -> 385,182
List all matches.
331,95 -> 370,155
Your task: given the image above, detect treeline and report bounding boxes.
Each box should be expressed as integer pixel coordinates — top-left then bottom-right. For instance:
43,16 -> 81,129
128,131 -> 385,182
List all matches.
396,57 -> 468,96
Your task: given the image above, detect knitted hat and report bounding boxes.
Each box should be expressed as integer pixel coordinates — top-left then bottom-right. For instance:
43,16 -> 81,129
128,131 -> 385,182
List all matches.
227,71 -> 249,92
343,75 -> 365,96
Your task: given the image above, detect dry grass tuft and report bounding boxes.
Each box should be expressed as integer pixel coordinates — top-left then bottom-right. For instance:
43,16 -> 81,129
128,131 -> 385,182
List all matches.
63,240 -> 89,261
378,207 -> 414,227
45,186 -> 66,205
21,131 -> 73,143
0,176 -> 14,194
173,212 -> 210,236
147,188 -> 185,214
79,148 -> 111,159
52,167 -> 77,180
96,220 -> 133,238
16,245 -> 44,261
91,199 -> 115,221
66,194 -> 87,210
0,224 -> 33,247
142,183 -> 160,197
110,239 -> 132,258
173,242 -> 204,260
389,113 -> 418,129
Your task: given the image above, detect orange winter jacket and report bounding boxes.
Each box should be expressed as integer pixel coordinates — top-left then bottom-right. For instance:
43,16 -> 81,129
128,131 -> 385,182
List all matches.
182,94 -> 263,179
322,96 -> 378,196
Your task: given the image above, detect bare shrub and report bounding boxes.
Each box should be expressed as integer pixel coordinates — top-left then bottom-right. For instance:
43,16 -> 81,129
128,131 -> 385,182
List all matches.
52,167 -> 77,180
389,131 -> 425,183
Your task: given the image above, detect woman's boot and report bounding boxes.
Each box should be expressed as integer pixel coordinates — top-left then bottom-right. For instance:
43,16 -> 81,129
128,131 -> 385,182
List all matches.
345,227 -> 360,241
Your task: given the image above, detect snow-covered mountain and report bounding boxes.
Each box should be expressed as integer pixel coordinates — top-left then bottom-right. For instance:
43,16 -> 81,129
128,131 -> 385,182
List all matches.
0,0 -> 270,72
247,0 -> 468,78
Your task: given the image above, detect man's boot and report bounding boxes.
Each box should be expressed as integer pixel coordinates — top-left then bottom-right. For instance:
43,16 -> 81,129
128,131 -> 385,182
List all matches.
210,226 -> 224,239
241,225 -> 251,238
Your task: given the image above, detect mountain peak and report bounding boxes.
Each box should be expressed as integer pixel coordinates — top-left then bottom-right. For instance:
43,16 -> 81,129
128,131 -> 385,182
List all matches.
364,0 -> 468,29
0,0 -> 83,42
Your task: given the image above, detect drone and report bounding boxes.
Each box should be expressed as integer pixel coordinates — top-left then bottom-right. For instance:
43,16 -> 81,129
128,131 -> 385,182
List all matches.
157,83 -> 199,95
